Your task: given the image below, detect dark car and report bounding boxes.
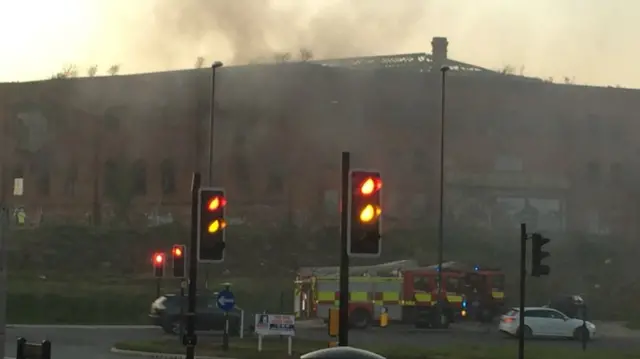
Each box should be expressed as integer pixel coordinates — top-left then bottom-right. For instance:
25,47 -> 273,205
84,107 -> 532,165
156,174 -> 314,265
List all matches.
149,293 -> 242,335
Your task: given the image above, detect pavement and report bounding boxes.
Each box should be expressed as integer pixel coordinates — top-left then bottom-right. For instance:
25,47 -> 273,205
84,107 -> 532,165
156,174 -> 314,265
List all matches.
1,321 -> 640,359
4,326 -> 160,359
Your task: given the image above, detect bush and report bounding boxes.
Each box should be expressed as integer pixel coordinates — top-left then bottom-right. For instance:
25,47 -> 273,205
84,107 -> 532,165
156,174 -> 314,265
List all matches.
8,292 -> 150,324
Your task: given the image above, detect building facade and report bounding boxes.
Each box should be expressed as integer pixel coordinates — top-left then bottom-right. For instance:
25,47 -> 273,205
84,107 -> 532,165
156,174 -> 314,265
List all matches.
1,39 -> 639,239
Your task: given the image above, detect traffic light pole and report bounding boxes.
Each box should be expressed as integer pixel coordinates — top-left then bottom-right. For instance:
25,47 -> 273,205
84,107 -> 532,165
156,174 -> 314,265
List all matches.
179,282 -> 186,341
0,204 -> 8,359
518,223 -> 527,359
338,151 -> 350,346
185,173 -> 201,359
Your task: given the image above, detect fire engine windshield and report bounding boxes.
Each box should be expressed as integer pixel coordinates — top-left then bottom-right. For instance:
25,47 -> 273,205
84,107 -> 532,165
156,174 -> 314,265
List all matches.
493,274 -> 505,291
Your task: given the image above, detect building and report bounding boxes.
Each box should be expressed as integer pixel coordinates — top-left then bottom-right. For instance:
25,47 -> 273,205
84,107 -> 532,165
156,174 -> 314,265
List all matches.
1,37 -> 639,239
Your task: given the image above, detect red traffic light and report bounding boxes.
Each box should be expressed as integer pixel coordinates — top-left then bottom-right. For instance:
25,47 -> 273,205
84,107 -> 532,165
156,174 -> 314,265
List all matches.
207,196 -> 227,211
172,246 -> 184,257
359,177 -> 382,196
153,253 -> 165,265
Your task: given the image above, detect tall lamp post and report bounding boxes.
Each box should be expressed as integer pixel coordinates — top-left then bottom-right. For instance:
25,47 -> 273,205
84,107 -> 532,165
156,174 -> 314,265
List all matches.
205,61 -> 223,289
436,65 -> 450,324
208,61 -> 224,185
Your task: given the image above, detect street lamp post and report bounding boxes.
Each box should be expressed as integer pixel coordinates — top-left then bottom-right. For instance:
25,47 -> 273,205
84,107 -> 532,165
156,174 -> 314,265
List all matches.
436,65 -> 450,324
208,61 -> 224,186
205,61 -> 223,290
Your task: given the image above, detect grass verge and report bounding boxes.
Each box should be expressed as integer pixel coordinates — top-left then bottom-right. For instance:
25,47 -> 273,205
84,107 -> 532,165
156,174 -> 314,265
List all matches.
114,337 -> 640,359
7,276 -> 291,324
626,320 -> 640,330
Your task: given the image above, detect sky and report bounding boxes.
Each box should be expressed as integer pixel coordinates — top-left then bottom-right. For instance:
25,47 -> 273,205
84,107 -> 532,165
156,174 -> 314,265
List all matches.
0,0 -> 638,87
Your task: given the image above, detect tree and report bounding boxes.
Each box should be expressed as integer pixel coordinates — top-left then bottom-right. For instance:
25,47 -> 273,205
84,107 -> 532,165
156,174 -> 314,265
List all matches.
195,56 -> 205,69
52,64 -> 78,79
299,48 -> 314,62
103,157 -> 145,225
273,52 -> 292,63
87,65 -> 98,77
499,65 -> 515,75
107,64 -> 121,76
518,65 -> 526,76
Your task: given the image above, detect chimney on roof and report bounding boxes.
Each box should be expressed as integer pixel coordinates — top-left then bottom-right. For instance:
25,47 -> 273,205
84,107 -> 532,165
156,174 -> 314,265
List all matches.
431,37 -> 449,67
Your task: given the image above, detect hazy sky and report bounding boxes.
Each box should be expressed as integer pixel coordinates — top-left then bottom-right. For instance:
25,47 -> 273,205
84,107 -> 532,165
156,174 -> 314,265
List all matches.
1,0 -> 638,87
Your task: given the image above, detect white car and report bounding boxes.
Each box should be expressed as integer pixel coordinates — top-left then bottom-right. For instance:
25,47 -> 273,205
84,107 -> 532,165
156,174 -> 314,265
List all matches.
498,307 -> 596,340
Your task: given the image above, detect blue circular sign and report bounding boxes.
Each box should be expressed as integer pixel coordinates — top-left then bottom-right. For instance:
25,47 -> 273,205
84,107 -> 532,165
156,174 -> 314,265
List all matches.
216,289 -> 236,312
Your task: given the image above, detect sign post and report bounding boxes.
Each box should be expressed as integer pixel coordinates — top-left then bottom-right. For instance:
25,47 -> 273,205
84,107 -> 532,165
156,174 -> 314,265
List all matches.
216,288 -> 236,351
254,314 -> 296,356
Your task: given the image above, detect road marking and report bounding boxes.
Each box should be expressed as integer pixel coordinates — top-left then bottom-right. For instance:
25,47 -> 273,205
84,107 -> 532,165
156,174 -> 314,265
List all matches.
7,325 -> 157,329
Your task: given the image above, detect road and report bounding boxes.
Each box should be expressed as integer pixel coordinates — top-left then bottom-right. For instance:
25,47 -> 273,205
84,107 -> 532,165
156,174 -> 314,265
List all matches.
2,323 -> 640,359
301,324 -> 640,351
4,326 -> 159,359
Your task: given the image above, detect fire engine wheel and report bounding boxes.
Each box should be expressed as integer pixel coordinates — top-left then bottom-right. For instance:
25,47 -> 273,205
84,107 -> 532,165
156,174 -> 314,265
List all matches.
349,309 -> 372,329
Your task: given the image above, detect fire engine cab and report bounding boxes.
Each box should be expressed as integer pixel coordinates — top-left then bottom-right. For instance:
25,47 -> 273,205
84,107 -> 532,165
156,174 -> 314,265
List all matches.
293,260 -> 505,329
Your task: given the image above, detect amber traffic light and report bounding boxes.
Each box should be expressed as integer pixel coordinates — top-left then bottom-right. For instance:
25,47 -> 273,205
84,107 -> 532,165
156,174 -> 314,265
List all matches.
197,187 -> 227,263
348,170 -> 382,257
171,244 -> 187,278
152,252 -> 165,278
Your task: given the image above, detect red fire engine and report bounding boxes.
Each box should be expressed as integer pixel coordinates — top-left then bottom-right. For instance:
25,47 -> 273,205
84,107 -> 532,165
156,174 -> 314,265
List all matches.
293,260 -> 505,329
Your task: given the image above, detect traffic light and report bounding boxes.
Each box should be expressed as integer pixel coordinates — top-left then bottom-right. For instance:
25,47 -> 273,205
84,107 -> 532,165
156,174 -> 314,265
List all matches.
171,244 -> 186,278
197,187 -> 227,263
347,170 -> 382,257
152,252 -> 165,278
531,233 -> 550,277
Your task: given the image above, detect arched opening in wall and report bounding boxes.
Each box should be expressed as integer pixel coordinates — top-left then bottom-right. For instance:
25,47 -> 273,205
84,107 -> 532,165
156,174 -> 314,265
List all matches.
266,172 -> 284,196
610,162 -> 624,185
64,162 -> 78,196
586,161 -> 600,184
232,154 -> 250,189
36,168 -> 50,196
103,159 -> 118,197
103,107 -> 121,132
12,164 -> 24,180
132,159 -> 147,196
160,159 -> 176,195
412,149 -> 426,173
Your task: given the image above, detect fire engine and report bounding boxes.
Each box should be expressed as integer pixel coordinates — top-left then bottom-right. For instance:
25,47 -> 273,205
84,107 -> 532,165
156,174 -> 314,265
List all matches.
293,260 -> 505,329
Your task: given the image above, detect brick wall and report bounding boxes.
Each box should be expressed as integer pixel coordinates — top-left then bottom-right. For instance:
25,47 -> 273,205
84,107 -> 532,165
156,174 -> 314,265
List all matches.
1,65 -> 639,237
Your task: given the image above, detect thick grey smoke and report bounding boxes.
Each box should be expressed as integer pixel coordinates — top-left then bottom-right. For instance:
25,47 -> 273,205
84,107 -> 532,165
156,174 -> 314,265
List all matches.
3,0 -> 639,86
128,0 -> 428,66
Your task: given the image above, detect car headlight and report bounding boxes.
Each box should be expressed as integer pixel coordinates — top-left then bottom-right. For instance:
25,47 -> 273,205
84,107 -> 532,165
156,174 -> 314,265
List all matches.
587,323 -> 595,330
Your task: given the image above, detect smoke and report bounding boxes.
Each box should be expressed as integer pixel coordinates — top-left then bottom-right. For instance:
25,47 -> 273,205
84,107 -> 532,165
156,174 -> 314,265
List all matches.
120,0 -> 428,67
2,0 -> 640,86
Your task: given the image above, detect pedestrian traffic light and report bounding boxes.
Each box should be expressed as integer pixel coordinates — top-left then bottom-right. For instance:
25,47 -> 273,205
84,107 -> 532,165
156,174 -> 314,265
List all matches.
197,187 -> 227,263
152,252 -> 165,278
171,244 -> 187,278
347,170 -> 382,257
531,233 -> 550,277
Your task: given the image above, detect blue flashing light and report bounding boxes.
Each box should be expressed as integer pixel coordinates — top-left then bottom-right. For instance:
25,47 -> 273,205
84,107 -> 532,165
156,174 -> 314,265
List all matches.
462,300 -> 467,308
474,265 -> 480,271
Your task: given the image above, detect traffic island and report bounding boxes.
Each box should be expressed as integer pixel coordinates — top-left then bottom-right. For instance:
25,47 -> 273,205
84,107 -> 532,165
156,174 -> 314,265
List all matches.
111,337 -> 636,359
